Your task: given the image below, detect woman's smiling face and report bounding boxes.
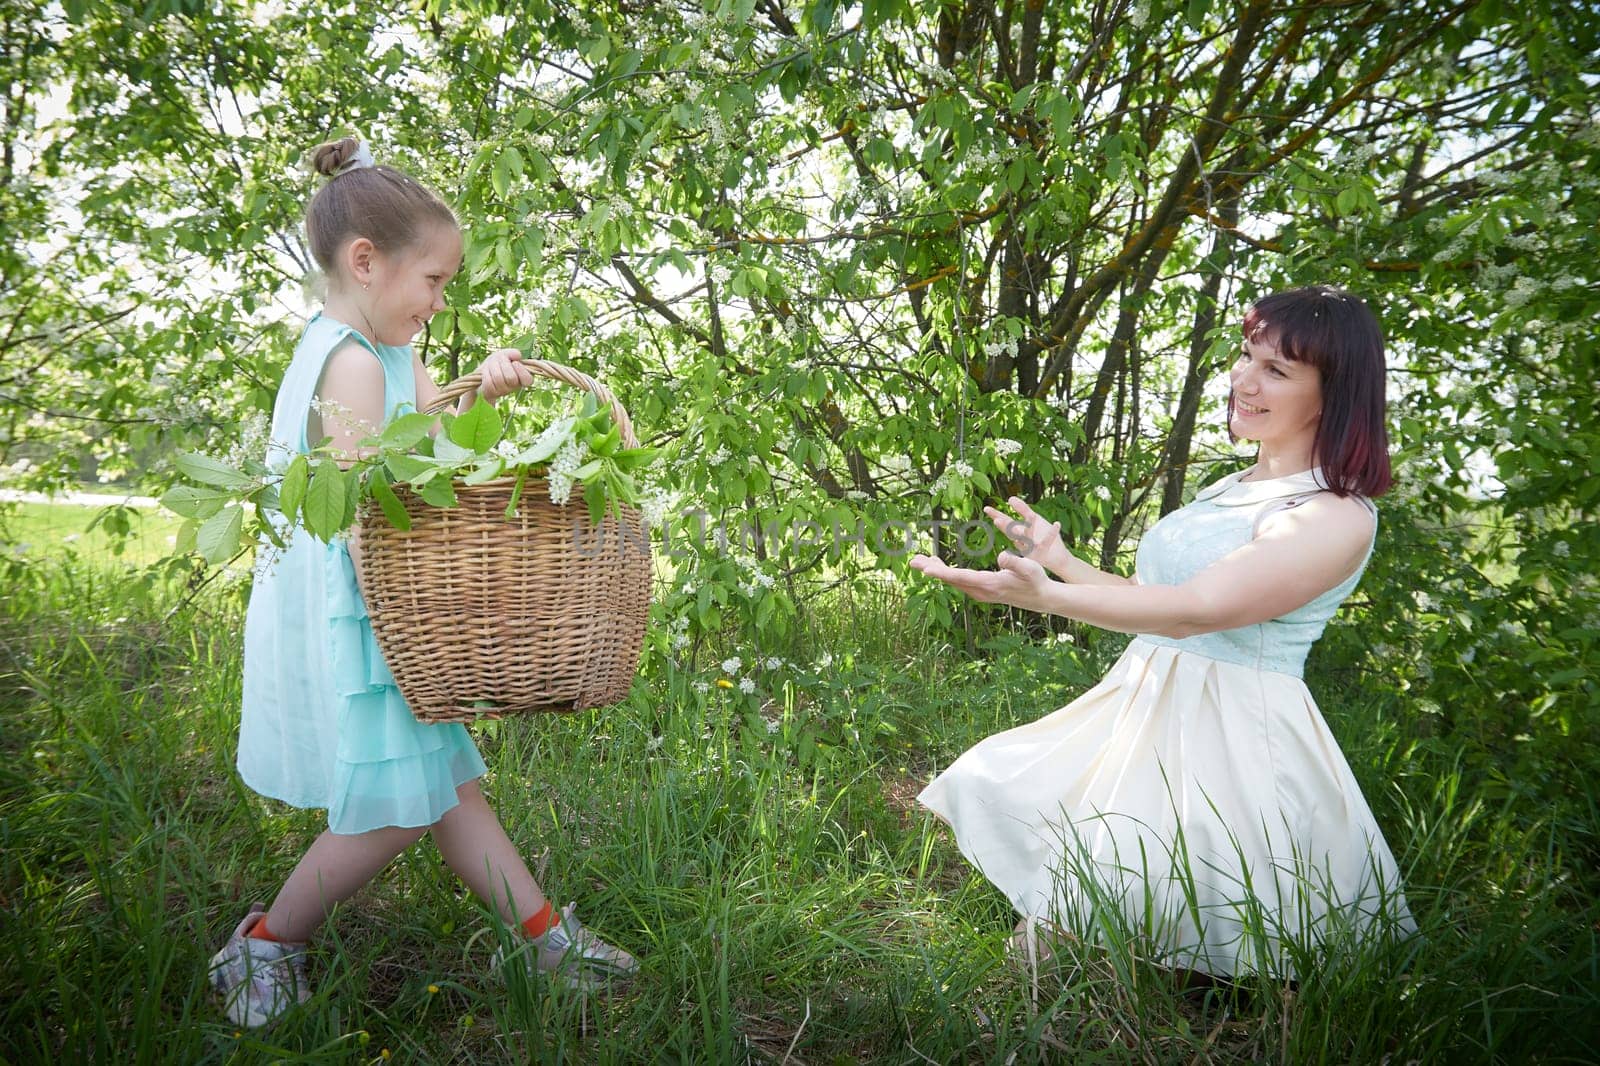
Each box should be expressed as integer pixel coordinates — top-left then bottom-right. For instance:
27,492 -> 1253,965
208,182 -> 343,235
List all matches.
1228,333 -> 1324,448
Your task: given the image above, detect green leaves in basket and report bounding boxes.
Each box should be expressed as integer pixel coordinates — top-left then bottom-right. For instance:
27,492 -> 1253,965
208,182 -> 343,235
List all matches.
379,411 -> 438,451
587,482 -> 609,526
446,401 -> 502,453
174,516 -> 199,556
369,474 -> 412,531
589,424 -> 622,457
416,474 -> 458,509
159,372 -> 664,567
385,453 -> 435,484
278,454 -> 309,522
581,459 -> 644,526
160,483 -> 234,519
504,467 -> 528,519
462,458 -> 506,485
175,451 -> 254,490
344,461 -> 361,524
304,458 -> 353,541
195,503 -> 244,563
432,432 -> 477,464
612,446 -> 662,473
507,431 -> 566,468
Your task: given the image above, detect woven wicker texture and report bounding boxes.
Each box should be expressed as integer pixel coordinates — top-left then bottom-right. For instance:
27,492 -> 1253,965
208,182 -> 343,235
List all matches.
355,364 -> 652,723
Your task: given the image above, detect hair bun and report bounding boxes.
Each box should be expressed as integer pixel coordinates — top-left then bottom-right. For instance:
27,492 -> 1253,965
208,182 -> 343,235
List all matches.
309,136 -> 367,178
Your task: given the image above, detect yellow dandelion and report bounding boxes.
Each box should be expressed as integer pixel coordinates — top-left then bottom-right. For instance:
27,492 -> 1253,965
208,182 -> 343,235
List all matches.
428,983 -> 440,994
715,678 -> 734,689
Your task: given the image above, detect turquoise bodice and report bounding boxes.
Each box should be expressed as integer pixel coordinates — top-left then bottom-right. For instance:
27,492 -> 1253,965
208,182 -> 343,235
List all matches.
265,312 -> 417,472
1133,468 -> 1375,678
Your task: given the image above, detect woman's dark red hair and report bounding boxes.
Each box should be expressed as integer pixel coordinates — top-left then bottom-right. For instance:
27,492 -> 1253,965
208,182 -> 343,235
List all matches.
1237,285 -> 1392,498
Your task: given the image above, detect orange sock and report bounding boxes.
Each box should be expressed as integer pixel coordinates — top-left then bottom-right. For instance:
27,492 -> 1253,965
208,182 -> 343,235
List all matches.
247,914 -> 286,943
521,901 -> 557,939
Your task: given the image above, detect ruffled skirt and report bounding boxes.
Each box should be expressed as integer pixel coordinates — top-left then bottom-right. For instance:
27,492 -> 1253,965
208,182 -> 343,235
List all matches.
239,529 -> 486,835
918,639 -> 1412,978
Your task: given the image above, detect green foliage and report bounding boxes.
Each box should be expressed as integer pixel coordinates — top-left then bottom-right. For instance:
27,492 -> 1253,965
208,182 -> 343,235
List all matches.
5,2 -> 1596,686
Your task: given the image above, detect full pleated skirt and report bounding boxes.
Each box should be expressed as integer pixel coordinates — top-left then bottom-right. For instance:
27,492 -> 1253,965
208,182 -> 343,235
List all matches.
238,529 -> 486,835
918,639 -> 1412,977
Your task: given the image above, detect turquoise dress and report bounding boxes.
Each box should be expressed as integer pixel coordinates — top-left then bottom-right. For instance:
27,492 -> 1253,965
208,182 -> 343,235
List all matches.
238,313 -> 486,835
920,468 -> 1413,978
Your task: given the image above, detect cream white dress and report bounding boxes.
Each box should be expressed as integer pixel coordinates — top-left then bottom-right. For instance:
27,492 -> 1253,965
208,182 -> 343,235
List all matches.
918,469 -> 1413,977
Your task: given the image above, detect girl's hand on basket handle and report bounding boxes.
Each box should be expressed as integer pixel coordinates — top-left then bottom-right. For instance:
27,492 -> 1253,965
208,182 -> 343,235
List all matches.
475,347 -> 535,403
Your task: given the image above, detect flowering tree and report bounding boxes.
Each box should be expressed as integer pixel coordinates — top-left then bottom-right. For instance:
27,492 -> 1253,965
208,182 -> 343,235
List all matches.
4,2 -> 1597,755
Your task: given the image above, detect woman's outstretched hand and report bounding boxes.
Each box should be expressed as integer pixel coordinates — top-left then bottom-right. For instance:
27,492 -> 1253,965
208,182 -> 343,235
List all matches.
984,496 -> 1069,576
909,549 -> 1056,614
475,347 -> 535,403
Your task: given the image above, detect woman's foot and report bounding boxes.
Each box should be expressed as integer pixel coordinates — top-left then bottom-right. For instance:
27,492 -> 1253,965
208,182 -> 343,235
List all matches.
1009,916 -> 1076,970
208,904 -> 311,1027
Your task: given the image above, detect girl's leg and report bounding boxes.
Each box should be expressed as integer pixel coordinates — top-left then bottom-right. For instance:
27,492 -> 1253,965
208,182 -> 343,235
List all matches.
429,779 -> 546,925
262,823 -> 428,941
431,779 -> 637,983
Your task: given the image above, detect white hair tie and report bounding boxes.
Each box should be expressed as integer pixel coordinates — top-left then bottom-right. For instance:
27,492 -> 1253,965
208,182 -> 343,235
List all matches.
336,141 -> 375,175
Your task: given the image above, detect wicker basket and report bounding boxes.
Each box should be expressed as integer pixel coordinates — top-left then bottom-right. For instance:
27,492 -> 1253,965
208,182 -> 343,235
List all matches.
354,361 -> 652,724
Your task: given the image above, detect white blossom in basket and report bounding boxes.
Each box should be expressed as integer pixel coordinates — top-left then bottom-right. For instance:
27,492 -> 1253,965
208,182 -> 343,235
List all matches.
547,437 -> 587,506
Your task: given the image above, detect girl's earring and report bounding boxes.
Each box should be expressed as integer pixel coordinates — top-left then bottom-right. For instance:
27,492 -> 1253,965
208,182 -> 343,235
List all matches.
363,282 -> 370,291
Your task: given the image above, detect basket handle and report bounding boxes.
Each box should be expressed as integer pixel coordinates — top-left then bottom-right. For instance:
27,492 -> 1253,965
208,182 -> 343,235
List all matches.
424,359 -> 639,449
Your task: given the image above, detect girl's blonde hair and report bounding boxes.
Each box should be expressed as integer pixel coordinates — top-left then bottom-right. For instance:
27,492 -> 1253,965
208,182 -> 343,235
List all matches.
304,136 -> 456,278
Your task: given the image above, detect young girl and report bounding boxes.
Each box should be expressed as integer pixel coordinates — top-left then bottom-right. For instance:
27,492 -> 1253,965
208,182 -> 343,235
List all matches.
210,137 -> 636,1028
911,286 -> 1414,981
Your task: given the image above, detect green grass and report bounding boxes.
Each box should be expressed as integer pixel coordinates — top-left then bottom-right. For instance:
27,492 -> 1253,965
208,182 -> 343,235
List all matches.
1,544 -> 1597,1063
1,499 -> 186,568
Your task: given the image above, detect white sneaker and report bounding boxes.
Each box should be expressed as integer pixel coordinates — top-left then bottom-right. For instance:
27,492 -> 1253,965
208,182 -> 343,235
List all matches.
208,904 -> 311,1027
493,902 -> 638,992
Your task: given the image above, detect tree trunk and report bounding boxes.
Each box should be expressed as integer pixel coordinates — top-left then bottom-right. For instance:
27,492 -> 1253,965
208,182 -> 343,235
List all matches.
1161,194 -> 1240,514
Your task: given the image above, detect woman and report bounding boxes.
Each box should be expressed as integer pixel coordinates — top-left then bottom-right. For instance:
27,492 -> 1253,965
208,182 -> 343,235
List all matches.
912,285 -> 1413,980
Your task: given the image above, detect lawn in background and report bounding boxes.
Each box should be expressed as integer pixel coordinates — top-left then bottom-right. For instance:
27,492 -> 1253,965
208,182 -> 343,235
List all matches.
2,498 -> 185,568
